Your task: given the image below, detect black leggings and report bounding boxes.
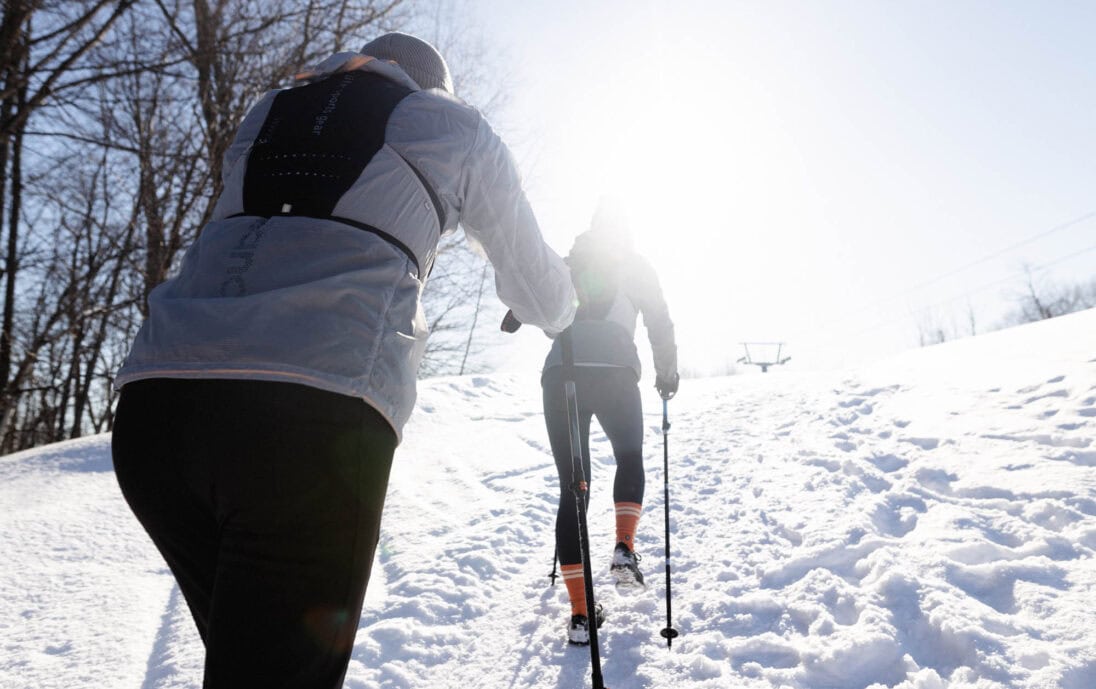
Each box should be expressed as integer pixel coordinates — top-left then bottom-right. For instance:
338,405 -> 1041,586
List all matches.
112,378 -> 397,689
542,366 -> 644,566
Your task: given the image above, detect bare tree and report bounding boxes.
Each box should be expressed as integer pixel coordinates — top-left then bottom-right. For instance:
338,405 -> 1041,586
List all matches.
410,0 -> 516,377
417,233 -> 502,377
1,0 -> 144,450
1,0 -> 518,452
0,122 -> 143,450
126,0 -> 408,299
914,305 -> 954,347
1005,265 -> 1096,325
2,1 -> 411,452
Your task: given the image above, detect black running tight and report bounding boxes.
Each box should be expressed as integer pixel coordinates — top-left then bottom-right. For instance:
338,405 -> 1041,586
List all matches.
112,378 -> 396,689
542,366 -> 644,566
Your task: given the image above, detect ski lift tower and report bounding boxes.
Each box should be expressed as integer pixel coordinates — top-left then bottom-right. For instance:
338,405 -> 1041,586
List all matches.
737,342 -> 791,373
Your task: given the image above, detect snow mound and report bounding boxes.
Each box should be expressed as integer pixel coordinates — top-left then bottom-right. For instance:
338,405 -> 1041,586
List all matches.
2,308 -> 1095,688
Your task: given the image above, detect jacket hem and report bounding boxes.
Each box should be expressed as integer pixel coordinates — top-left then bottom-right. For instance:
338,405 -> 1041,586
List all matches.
113,365 -> 403,443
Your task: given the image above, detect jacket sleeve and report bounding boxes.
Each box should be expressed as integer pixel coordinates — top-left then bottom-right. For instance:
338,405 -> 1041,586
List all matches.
630,256 -> 677,380
457,116 -> 576,335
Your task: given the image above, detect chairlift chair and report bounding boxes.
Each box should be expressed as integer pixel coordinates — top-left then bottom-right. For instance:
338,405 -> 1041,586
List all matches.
737,342 -> 791,373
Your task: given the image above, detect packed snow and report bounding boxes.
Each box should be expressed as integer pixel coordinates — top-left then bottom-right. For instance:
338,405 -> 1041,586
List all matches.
2,308 -> 1095,689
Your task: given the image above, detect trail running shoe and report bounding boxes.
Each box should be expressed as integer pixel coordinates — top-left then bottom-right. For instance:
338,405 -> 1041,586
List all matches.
567,603 -> 605,645
610,542 -> 645,589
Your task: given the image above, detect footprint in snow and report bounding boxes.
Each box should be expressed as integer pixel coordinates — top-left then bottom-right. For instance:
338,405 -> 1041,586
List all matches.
842,462 -> 892,494
871,493 -> 926,537
730,643 -> 801,671
1065,496 -> 1096,516
946,561 -> 1069,614
1060,660 -> 1096,689
760,540 -> 886,589
902,437 -> 940,451
1025,501 -> 1087,536
915,467 -> 958,493
952,516 -> 1025,548
806,458 -> 841,472
1024,389 -> 1069,405
522,434 -> 549,449
867,454 -> 909,473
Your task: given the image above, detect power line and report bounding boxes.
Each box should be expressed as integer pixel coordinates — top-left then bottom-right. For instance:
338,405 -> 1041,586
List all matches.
834,239 -> 1096,342
918,240 -> 1096,314
790,210 -> 1096,341
899,210 -> 1096,297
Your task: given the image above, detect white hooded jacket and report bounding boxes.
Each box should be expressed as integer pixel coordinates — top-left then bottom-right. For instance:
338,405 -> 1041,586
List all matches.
115,54 -> 576,439
542,221 -> 676,384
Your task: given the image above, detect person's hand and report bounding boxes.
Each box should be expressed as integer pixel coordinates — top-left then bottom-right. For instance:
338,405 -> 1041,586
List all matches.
500,309 -> 522,333
655,372 -> 679,400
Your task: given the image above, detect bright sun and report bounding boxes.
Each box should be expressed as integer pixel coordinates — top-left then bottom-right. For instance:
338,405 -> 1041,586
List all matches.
530,33 -> 824,375
564,89 -> 772,373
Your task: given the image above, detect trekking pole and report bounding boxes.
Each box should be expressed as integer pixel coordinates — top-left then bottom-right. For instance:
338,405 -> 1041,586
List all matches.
561,328 -> 607,689
659,398 -> 679,648
501,312 -> 607,684
549,550 -> 559,586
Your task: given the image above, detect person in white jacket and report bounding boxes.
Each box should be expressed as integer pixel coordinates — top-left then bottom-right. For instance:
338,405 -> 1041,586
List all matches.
111,32 -> 575,689
541,199 -> 677,645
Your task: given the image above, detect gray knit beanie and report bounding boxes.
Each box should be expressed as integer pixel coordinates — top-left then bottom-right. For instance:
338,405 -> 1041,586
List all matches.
360,32 -> 453,94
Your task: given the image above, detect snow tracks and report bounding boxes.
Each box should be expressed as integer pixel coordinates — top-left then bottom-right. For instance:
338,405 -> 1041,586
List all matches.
663,359 -> 1095,689
4,313 -> 1094,689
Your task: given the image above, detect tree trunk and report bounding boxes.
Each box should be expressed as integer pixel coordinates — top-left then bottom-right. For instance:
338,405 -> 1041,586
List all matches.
0,7 -> 29,403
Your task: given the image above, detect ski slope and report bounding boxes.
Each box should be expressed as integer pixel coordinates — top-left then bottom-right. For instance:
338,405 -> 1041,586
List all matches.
2,308 -> 1095,689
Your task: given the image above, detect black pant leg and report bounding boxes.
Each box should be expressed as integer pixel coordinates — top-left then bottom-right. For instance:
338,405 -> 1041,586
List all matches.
112,379 -> 221,643
113,379 -> 396,689
591,368 -> 645,505
543,368 -> 593,566
203,385 -> 395,689
544,366 -> 646,565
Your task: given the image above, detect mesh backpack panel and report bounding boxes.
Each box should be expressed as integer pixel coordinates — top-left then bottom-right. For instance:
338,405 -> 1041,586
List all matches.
243,71 -> 411,218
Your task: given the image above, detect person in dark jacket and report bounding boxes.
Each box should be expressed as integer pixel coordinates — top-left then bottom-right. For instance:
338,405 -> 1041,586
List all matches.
111,33 -> 575,688
541,199 -> 678,644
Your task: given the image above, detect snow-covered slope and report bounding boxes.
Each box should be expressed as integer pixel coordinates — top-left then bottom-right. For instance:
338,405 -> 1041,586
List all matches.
2,309 -> 1095,689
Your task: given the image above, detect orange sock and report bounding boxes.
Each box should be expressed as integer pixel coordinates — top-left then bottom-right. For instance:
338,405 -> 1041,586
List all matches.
561,564 -> 587,616
615,501 -> 642,550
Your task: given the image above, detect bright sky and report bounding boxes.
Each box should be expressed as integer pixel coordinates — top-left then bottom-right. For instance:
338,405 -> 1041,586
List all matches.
471,0 -> 1096,375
